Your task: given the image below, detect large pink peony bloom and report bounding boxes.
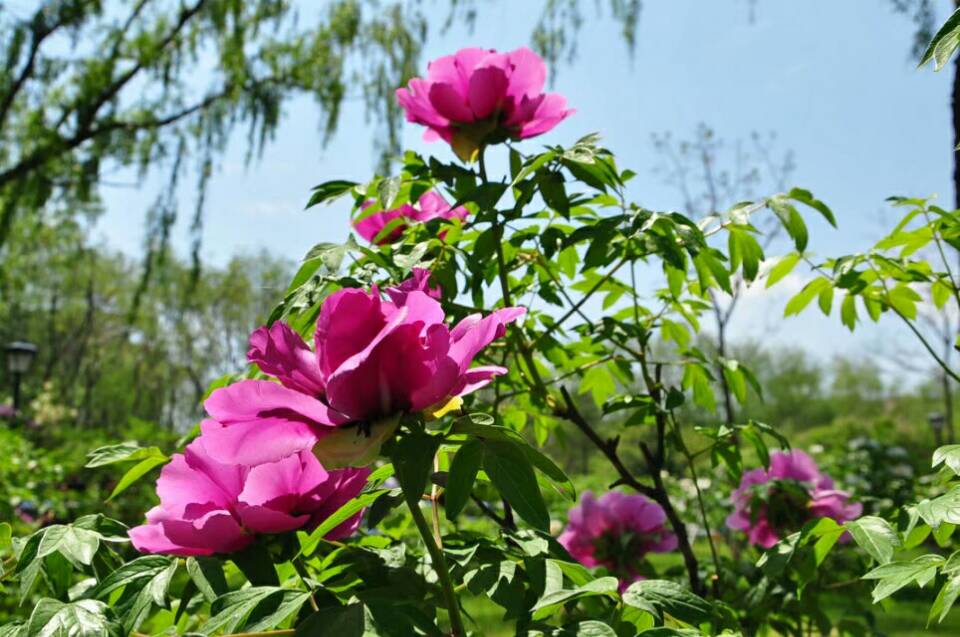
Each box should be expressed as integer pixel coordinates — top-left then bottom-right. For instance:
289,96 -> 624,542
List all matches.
201,270 -> 524,467
354,192 -> 469,245
726,450 -> 862,549
129,429 -> 369,557
396,47 -> 574,161
558,491 -> 677,589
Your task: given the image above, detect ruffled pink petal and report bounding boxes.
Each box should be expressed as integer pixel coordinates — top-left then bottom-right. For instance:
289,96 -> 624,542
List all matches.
315,288 -> 388,381
448,307 -> 526,373
248,322 -> 326,395
129,523 -> 212,557
161,511 -> 250,555
451,365 -> 508,397
205,379 -> 344,427
769,450 -> 821,483
199,417 -> 323,466
467,66 -> 509,119
236,504 -> 309,534
385,269 -> 442,305
155,451 -> 233,517
353,206 -> 408,245
506,47 -> 547,100
428,83 -> 474,123
428,48 -> 489,92
396,80 -> 449,128
304,467 -> 371,540
516,93 -> 574,139
238,453 -> 308,510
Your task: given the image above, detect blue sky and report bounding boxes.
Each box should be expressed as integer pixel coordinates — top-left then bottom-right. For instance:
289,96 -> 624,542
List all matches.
95,0 -> 957,374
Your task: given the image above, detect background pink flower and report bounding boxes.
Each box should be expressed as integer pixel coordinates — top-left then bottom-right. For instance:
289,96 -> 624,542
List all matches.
201,269 -> 524,466
129,429 -> 369,557
726,449 -> 862,549
396,47 -> 574,160
353,192 -> 469,244
558,491 -> 677,589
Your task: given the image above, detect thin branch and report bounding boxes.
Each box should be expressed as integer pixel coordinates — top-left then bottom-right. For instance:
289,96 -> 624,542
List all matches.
533,255 -> 629,346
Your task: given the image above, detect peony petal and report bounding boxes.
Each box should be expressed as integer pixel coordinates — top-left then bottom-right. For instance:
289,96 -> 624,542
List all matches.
448,307 -> 526,373
200,417 -> 323,466
161,511 -> 250,554
248,322 -> 325,395
353,206 -> 408,245
451,365 -> 507,397
506,47 -> 547,100
129,523 -> 212,557
516,93 -> 574,139
238,453 -> 306,510
237,504 -> 309,534
315,288 -> 388,381
467,66 -> 508,119
205,379 -> 345,427
428,82 -> 474,123
155,451 -> 233,517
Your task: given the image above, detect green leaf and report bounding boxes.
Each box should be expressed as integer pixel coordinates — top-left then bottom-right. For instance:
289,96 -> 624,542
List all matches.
298,490 -> 390,556
845,516 -> 900,565
765,253 -> 801,288
89,555 -> 174,599
623,579 -> 714,626
305,180 -> 358,209
841,293 -> 858,330
392,432 -> 441,507
376,176 -> 401,209
769,198 -> 809,251
295,604 -> 366,636
917,487 -> 960,528
552,620 -> 618,636
784,277 -> 831,316
204,587 -> 309,635
862,554 -> 944,602
788,187 -> 837,227
483,440 -> 550,531
231,543 -> 279,586
728,228 -> 764,281
934,445 -> 960,475
929,575 -> 960,625
538,170 -> 570,217
85,442 -> 166,468
187,556 -> 228,603
887,285 -> 921,319
25,599 -> 123,637
579,365 -> 616,407
0,522 -> 11,552
531,577 -> 619,619
817,284 -> 833,315
36,525 -> 101,566
108,455 -> 168,500
920,7 -> 960,71
445,440 -> 483,520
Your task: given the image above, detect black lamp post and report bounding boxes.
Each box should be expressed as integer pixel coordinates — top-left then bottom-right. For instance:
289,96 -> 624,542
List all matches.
5,341 -> 37,413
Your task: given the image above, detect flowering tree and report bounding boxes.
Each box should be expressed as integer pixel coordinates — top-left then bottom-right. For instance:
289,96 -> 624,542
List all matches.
6,36 -> 956,637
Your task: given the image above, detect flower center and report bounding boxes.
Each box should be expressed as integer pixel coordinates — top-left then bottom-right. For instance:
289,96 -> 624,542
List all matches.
751,479 -> 814,534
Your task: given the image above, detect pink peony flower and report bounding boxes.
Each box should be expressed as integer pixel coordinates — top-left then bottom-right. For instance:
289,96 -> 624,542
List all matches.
129,428 -> 369,557
354,192 -> 469,245
726,450 -> 862,549
201,269 -> 524,467
558,491 -> 677,589
396,47 -> 574,161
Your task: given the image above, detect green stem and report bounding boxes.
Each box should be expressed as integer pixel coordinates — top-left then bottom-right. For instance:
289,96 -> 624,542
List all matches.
408,497 -> 465,636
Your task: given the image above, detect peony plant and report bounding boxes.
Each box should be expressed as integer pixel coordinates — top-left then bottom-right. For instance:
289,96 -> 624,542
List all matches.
2,38 -> 918,637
